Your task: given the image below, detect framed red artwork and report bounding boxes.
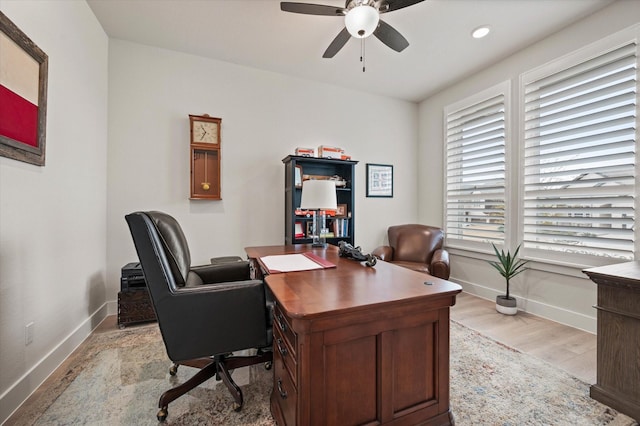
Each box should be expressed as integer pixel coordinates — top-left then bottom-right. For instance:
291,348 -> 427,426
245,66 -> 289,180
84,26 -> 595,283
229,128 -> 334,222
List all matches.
0,12 -> 48,166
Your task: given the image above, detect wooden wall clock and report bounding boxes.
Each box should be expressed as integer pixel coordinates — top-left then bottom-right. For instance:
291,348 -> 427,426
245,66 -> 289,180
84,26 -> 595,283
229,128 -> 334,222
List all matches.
189,114 -> 221,200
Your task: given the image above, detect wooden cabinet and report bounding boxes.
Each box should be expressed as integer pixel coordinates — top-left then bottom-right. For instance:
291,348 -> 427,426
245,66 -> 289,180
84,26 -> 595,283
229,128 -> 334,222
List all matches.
583,261 -> 640,421
270,298 -> 455,426
282,155 -> 358,246
246,245 -> 462,426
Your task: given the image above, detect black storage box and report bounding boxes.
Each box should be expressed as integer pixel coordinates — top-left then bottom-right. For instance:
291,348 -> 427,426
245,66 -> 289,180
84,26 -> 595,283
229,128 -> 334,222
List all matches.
118,262 -> 155,327
120,262 -> 146,291
118,290 -> 156,328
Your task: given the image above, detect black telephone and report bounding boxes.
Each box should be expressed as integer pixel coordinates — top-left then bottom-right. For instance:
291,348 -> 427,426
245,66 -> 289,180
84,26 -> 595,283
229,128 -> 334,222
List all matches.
338,241 -> 377,267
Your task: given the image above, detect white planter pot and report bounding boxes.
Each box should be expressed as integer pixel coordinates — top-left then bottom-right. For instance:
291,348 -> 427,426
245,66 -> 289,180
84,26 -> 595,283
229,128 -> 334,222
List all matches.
496,295 -> 517,315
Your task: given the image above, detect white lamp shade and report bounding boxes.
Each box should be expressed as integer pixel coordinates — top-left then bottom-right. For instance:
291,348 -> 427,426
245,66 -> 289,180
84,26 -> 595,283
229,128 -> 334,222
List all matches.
300,180 -> 337,210
345,5 -> 379,39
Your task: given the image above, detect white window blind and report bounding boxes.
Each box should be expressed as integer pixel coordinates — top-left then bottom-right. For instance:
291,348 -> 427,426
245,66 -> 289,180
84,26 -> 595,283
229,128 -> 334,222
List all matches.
445,88 -> 506,247
522,42 -> 637,261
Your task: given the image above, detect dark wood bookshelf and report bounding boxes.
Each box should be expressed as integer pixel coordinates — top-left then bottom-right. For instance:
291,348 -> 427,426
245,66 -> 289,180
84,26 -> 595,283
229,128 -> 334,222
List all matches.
283,155 -> 358,246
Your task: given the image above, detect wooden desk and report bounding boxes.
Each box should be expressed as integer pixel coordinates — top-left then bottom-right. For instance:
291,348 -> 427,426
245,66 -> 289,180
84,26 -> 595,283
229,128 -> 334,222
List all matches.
583,261 -> 640,421
246,245 -> 462,426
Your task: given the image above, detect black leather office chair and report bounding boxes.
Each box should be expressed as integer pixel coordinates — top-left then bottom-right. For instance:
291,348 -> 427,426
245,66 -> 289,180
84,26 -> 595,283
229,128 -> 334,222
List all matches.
125,211 -> 273,421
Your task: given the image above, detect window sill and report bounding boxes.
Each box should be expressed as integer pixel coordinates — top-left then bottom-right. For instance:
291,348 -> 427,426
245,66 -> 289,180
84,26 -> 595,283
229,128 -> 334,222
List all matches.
445,246 -> 624,279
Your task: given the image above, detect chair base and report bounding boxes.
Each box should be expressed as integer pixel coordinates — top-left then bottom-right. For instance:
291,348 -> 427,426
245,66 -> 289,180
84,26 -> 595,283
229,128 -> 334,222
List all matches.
157,350 -> 273,422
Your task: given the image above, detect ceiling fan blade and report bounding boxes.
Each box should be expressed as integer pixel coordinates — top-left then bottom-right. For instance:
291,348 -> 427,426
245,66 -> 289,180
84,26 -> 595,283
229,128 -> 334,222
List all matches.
280,2 -> 346,16
323,27 -> 351,58
373,19 -> 409,52
379,0 -> 424,13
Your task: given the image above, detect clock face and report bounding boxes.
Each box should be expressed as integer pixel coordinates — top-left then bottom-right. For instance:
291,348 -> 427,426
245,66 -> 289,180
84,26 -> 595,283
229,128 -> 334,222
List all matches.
193,120 -> 218,144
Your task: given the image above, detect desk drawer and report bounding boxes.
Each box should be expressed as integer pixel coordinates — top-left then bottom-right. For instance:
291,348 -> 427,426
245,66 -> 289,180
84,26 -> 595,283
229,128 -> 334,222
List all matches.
274,303 -> 297,357
274,326 -> 297,385
274,357 -> 297,426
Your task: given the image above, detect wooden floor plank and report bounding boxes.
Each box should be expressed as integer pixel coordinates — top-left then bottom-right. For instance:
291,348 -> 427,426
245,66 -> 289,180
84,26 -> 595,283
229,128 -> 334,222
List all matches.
451,292 -> 597,384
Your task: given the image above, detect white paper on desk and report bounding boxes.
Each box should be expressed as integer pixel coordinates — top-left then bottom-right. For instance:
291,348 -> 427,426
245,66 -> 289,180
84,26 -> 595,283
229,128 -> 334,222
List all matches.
260,254 -> 324,273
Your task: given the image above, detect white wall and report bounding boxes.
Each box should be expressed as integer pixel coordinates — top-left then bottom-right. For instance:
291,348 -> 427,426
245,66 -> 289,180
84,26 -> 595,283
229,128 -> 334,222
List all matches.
106,40 -> 419,303
0,1 -> 108,423
418,0 -> 640,332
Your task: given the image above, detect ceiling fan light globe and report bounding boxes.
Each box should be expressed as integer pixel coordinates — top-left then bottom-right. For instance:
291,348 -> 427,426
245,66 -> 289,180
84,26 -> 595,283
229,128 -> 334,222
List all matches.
345,5 -> 379,39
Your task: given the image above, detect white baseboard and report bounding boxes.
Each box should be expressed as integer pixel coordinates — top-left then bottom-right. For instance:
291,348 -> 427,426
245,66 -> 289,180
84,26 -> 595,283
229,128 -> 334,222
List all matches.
0,300 -> 116,424
107,299 -> 117,316
452,278 -> 596,334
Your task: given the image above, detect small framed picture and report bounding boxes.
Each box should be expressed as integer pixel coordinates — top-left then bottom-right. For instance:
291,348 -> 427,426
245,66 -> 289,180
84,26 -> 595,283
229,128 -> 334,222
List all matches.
306,221 -> 314,237
336,204 -> 347,218
366,164 -> 393,198
295,165 -> 303,188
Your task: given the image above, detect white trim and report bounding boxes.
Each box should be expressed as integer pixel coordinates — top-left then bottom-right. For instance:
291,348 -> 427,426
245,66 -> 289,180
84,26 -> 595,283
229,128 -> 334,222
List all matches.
107,299 -> 117,316
522,24 -> 640,84
444,80 -> 510,115
0,301 -> 114,424
447,245 -> 593,279
453,278 -> 597,333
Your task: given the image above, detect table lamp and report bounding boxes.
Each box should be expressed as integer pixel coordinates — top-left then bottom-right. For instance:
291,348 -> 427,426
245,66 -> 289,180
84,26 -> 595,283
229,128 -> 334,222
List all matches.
300,179 -> 337,248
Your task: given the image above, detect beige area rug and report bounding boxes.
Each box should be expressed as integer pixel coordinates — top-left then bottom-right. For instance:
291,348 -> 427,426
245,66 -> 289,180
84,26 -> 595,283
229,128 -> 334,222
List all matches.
7,321 -> 638,426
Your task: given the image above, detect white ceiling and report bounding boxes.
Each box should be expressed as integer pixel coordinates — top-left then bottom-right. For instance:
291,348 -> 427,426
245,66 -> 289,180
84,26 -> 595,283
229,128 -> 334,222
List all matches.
87,0 -> 613,103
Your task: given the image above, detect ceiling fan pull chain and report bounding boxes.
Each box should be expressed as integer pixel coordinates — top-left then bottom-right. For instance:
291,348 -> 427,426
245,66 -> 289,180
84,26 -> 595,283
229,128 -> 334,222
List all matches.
360,38 -> 363,63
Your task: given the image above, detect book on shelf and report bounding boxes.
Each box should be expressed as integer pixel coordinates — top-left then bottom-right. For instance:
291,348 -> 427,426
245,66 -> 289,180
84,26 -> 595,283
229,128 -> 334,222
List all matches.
332,218 -> 349,237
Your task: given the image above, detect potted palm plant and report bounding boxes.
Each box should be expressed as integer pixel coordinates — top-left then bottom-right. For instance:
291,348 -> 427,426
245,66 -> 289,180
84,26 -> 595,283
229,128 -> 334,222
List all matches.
488,243 -> 529,315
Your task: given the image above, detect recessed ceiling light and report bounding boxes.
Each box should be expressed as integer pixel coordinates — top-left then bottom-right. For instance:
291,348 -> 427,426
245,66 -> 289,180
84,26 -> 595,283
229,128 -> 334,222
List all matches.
472,26 -> 491,39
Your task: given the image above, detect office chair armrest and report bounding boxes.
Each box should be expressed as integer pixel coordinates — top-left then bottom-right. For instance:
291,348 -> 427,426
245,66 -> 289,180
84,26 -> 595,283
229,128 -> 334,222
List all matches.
372,245 -> 393,261
191,261 -> 251,283
430,249 -> 450,280
175,278 -> 262,294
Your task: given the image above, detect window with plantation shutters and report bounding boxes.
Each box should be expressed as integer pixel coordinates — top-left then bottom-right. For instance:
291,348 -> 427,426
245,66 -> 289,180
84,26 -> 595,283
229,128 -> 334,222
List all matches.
522,42 -> 637,261
445,84 -> 508,248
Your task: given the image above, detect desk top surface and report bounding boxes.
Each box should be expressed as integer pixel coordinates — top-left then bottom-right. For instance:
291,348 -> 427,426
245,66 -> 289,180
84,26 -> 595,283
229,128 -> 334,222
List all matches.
583,260 -> 640,287
246,245 -> 462,319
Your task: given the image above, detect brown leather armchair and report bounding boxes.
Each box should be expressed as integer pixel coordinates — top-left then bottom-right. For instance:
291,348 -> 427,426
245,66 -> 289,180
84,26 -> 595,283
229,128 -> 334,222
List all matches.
372,224 -> 450,279
125,211 -> 273,422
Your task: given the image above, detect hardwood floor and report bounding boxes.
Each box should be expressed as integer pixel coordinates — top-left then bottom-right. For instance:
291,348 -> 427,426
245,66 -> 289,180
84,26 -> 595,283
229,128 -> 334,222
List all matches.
451,292 -> 597,384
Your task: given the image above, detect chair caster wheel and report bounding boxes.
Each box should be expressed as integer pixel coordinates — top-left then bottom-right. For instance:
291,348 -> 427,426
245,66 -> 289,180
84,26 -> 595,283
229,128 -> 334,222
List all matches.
264,361 -> 272,370
169,364 -> 178,376
233,402 -> 242,412
157,407 -> 168,422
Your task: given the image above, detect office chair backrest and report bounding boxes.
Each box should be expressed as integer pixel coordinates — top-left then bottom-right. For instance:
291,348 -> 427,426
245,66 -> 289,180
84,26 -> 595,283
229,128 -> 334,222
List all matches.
144,211 -> 191,287
125,212 -> 184,352
388,224 -> 444,265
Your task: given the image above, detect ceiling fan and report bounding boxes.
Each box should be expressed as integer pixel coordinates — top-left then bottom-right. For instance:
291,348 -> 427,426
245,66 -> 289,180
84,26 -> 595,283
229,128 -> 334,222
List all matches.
280,0 -> 424,59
